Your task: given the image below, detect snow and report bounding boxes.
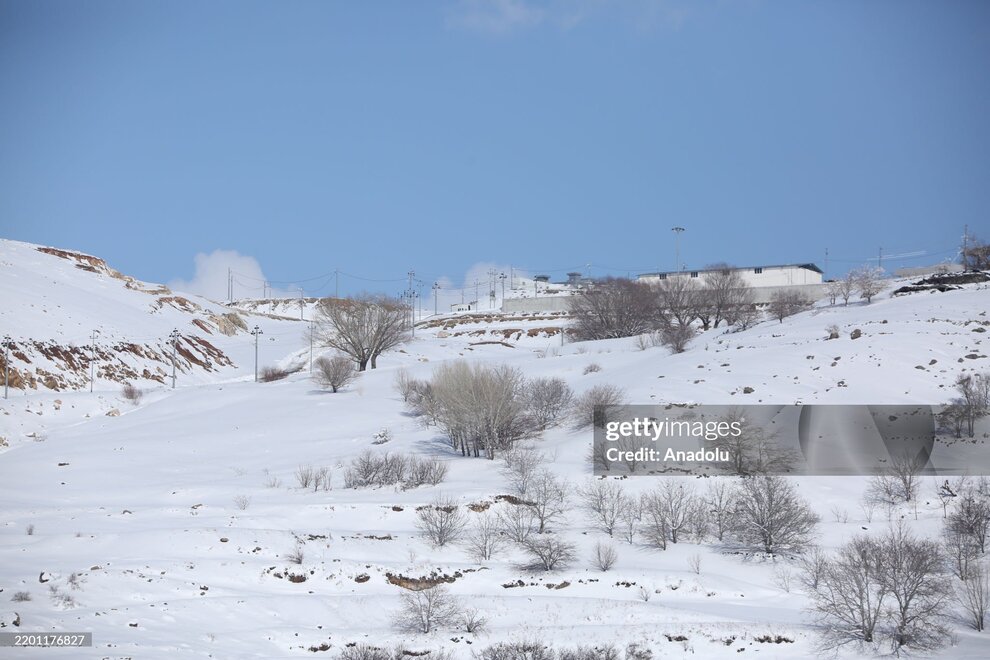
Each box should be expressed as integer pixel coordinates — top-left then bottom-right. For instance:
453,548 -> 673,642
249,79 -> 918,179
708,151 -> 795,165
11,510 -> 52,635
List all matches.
2,239 -> 990,658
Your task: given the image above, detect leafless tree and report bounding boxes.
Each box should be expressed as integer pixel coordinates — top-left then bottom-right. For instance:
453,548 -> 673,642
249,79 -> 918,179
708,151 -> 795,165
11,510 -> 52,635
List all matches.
653,276 -> 700,328
945,527 -> 981,580
501,447 -> 545,496
521,534 -> 576,570
593,540 -> 618,571
577,479 -> 627,536
767,290 -> 810,323
809,535 -> 887,650
527,470 -> 569,533
393,368 -> 417,402
640,481 -> 698,550
394,585 -> 459,634
961,233 -> 990,270
416,494 -> 467,547
888,452 -> 923,502
958,561 -> 990,631
948,492 -> 990,554
569,277 -> 663,341
570,384 -> 626,430
313,355 -> 357,392
797,545 -> 829,591
523,377 -> 573,430
464,512 -> 505,562
497,503 -> 538,543
695,264 -> 756,330
618,500 -> 641,545
853,266 -> 885,304
953,372 -> 990,437
711,411 -> 795,475
429,361 -> 532,459
879,523 -> 951,653
733,475 -> 819,554
658,321 -> 696,353
314,295 -> 409,371
705,479 -> 737,542
824,280 -> 842,305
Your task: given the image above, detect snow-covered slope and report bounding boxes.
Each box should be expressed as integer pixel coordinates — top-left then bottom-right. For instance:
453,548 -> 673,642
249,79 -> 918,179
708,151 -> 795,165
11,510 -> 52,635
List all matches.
1,247 -> 989,659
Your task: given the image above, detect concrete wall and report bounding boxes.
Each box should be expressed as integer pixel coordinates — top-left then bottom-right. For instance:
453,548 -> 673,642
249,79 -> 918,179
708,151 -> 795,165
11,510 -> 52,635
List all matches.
894,263 -> 964,278
749,283 -> 826,304
501,296 -> 576,313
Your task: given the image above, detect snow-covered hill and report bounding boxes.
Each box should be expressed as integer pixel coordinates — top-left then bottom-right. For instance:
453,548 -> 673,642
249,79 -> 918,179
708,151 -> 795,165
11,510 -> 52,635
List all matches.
1,243 -> 990,659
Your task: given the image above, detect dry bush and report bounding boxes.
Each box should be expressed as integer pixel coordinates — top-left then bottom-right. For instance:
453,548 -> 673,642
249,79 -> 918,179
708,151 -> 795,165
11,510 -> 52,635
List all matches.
522,534 -> 576,571
526,470 -> 569,533
658,321 -> 695,353
233,494 -> 251,510
259,365 -> 292,382
343,451 -> 445,489
768,290 -> 811,323
313,355 -> 357,392
295,465 -> 315,489
524,377 -> 573,430
464,512 -> 505,562
582,363 -> 602,375
287,544 -> 304,565
593,540 -> 618,571
501,447 -> 546,496
393,585 -> 459,634
416,494 -> 467,547
12,591 -> 31,602
570,384 -> 626,430
121,383 -> 142,404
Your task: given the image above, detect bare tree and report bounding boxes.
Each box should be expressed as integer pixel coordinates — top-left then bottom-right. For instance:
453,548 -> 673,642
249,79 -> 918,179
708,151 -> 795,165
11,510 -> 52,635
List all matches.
824,280 -> 842,306
501,447 -> 545,496
767,290 -> 810,323
640,481 -> 698,550
524,378 -> 573,430
696,264 -> 755,330
853,266 -> 885,304
464,512 -> 505,562
797,545 -> 830,591
313,355 -> 357,392
521,535 -> 576,570
733,476 -> 819,554
810,535 -> 887,650
658,321 -> 696,353
527,470 -> 569,533
593,540 -> 618,571
570,384 -> 626,430
416,494 -> 467,547
569,277 -> 663,341
961,233 -> 990,270
497,503 -> 538,543
654,276 -> 701,328
953,372 -> 990,437
835,272 -> 855,306
577,479 -> 627,537
958,561 -> 990,631
711,411 -> 795,475
879,523 -> 951,653
945,528 -> 982,580
705,479 -> 736,542
887,452 -> 923,502
948,492 -> 990,554
394,585 -> 459,634
315,295 -> 409,371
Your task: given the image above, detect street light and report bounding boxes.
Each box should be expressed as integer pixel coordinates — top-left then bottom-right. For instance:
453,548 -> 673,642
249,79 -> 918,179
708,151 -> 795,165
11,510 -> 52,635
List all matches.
168,329 -> 180,389
672,226 -> 686,271
432,282 -> 440,316
251,325 -> 264,382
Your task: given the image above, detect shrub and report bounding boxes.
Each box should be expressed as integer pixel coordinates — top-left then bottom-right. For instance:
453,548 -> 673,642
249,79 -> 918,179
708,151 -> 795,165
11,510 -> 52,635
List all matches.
393,585 -> 459,634
521,534 -> 576,570
313,355 -> 358,392
464,512 -> 505,562
593,540 -> 618,571
658,322 -> 695,353
11,591 -> 31,602
571,384 -> 626,430
343,451 -> 445,489
259,365 -> 291,382
582,363 -> 602,375
121,383 -> 142,404
416,494 -> 467,546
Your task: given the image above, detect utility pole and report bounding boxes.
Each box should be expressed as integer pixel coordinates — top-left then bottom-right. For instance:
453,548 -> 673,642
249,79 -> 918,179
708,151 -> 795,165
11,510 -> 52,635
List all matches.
89,329 -> 99,393
251,325 -> 263,382
168,329 -> 180,389
405,270 -> 416,336
3,335 -> 10,400
824,247 -> 829,280
309,320 -> 314,373
488,268 -> 497,309
878,247 -> 883,270
227,268 -> 232,303
334,269 -> 339,299
509,265 -> 514,290
672,226 -> 685,271
299,287 -> 305,320
432,281 -> 440,316
499,272 -> 506,303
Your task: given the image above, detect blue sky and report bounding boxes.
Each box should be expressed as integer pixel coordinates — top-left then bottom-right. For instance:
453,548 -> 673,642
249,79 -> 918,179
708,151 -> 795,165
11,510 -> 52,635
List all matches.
1,0 -> 987,299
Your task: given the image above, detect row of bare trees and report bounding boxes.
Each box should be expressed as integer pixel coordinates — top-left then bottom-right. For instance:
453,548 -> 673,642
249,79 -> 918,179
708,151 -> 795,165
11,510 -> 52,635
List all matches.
570,267 -> 761,348
823,265 -> 885,306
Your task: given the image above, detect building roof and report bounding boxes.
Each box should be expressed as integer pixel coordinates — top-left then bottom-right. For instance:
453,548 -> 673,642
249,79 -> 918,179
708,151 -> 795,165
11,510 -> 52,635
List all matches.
637,263 -> 823,278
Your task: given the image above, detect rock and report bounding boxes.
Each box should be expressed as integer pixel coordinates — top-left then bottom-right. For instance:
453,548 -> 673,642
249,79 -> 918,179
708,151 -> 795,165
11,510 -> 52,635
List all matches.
105,408 -> 121,417
742,387 -> 755,394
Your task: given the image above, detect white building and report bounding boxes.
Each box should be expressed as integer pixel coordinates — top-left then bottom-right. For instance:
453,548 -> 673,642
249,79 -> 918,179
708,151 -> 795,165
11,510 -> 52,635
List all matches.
637,263 -> 824,287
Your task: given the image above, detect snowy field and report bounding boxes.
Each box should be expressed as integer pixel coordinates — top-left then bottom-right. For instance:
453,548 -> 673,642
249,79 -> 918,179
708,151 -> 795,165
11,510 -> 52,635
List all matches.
2,240 -> 990,658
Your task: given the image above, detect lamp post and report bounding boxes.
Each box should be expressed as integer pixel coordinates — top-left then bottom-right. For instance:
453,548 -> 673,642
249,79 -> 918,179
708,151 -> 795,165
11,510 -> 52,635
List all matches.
251,325 -> 263,382
672,226 -> 685,271
168,329 -> 180,389
432,282 -> 440,316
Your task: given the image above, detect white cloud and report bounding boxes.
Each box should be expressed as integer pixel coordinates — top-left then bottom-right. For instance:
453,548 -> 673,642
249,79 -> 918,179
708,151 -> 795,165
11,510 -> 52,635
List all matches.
423,262 -> 529,315
168,250 -> 291,302
446,0 -> 547,34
